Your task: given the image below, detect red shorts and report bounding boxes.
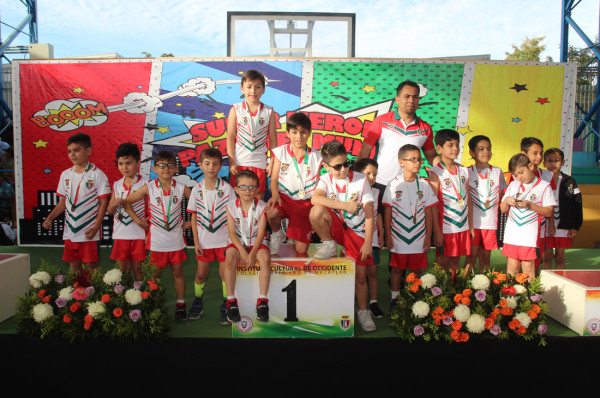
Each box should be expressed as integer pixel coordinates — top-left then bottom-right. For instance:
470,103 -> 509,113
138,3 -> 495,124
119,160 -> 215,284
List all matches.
149,249 -> 187,268
470,229 -> 498,250
230,166 -> 267,193
63,240 -> 98,263
437,230 -> 471,257
110,239 -> 147,262
328,209 -> 373,267
226,243 -> 269,254
390,252 -> 428,270
545,237 -> 572,249
502,243 -> 539,261
197,247 -> 226,263
275,194 -> 313,244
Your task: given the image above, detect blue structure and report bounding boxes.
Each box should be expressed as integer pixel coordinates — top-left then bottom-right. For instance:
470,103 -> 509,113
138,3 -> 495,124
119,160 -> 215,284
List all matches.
0,0 -> 38,135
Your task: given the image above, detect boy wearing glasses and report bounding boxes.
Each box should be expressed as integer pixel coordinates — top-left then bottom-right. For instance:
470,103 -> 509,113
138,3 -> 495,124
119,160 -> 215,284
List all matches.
124,150 -> 191,321
383,144 -> 438,309
223,169 -> 271,323
428,129 -> 472,271
267,112 -> 322,255
42,133 -> 111,273
310,140 -> 376,331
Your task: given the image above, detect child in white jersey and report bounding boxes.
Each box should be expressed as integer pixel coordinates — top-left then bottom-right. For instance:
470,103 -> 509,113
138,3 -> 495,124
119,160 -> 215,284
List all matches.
267,112 -> 322,255
310,140 -> 376,332
501,154 -> 556,280
224,169 -> 271,323
226,69 -> 277,199
542,148 -> 583,269
42,133 -> 111,273
466,135 -> 507,272
187,148 -> 237,324
384,144 -> 438,310
428,129 -> 472,271
124,150 -> 192,321
107,143 -> 148,280
353,158 -> 386,319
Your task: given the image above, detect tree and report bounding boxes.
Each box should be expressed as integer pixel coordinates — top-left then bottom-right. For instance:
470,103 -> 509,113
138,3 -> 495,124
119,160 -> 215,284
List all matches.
505,36 -> 552,62
568,41 -> 599,86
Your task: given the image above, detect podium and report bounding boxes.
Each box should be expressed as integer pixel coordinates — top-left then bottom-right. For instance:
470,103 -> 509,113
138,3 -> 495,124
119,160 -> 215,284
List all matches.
232,244 -> 356,337
0,253 -> 30,322
541,270 -> 600,336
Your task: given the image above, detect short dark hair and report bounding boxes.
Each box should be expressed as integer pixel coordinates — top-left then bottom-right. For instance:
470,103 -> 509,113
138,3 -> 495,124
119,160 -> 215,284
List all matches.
287,112 -> 311,132
521,137 -> 544,153
235,169 -> 259,186
67,133 -> 92,148
398,144 -> 421,159
396,80 -> 420,96
468,135 -> 491,151
353,158 -> 378,173
199,147 -> 223,164
116,143 -> 140,161
508,153 -> 531,173
241,69 -> 265,86
434,129 -> 460,148
153,150 -> 177,164
544,147 -> 564,162
321,140 -> 347,164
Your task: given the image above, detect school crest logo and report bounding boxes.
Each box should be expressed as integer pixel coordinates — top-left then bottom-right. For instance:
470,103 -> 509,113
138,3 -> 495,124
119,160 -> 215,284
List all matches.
529,194 -> 537,201
281,163 -> 289,175
259,116 -> 265,125
65,179 -> 70,188
474,180 -> 479,187
444,178 -> 451,188
86,180 -> 94,189
198,190 -> 204,199
417,190 -> 423,200
243,116 -> 248,125
253,217 -> 259,226
339,315 -> 351,331
460,175 -> 466,184
490,179 -> 495,187
330,193 -> 337,200
395,190 -> 403,200
156,197 -> 162,205
218,189 -> 224,198
350,193 -> 357,201
235,218 -> 241,225
172,195 -> 178,204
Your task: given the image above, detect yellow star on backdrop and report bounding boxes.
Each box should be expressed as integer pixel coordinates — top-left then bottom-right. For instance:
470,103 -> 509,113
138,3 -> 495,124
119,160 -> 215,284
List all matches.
33,139 -> 49,148
157,126 -> 170,134
73,87 -> 84,93
360,84 -> 376,94
213,112 -> 225,119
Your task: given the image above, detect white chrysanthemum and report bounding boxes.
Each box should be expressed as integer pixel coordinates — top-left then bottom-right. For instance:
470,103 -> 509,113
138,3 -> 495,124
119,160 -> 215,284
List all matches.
420,274 -> 437,289
514,284 -> 527,295
29,271 -> 51,288
58,286 -> 74,300
515,312 -> 532,328
454,304 -> 471,322
32,303 -> 53,323
87,301 -> 106,318
471,274 -> 490,291
412,301 -> 430,318
125,289 -> 142,305
506,297 -> 518,308
466,314 -> 486,333
103,269 -> 123,286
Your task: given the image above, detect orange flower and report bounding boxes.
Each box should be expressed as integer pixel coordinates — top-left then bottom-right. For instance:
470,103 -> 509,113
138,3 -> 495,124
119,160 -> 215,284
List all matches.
101,294 -> 110,303
84,314 -> 93,330
515,273 -> 529,283
509,319 -> 521,330
452,320 -> 462,330
42,295 -> 50,303
527,310 -> 538,319
409,283 -> 419,292
462,289 -> 472,296
461,297 -> 471,305
496,273 -> 507,281
460,333 -> 470,342
490,312 -> 498,320
434,306 -> 444,315
413,279 -> 422,286
531,304 -> 541,314
63,314 -> 72,324
141,291 -> 150,299
70,302 -> 82,312
37,290 -> 46,299
148,281 -> 158,290
406,273 -> 416,283
499,299 -> 507,308
434,318 -> 441,325
501,307 -> 513,316
493,308 -> 501,315
113,308 -> 123,318
484,318 -> 494,329
493,278 -> 501,285
454,294 -> 463,304
450,330 -> 460,340
517,326 -> 527,334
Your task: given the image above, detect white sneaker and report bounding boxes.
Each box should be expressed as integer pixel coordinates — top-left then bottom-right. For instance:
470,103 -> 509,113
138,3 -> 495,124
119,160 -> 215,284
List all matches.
357,309 -> 376,332
269,231 -> 284,255
314,240 -> 337,259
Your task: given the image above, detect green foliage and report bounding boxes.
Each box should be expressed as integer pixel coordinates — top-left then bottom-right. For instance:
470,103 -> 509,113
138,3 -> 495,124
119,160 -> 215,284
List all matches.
505,36 -> 551,62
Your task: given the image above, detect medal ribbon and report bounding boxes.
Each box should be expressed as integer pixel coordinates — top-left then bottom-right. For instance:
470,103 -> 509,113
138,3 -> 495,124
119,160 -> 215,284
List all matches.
202,178 -> 221,230
158,179 -> 173,229
404,177 -> 421,223
237,198 -> 256,247
118,174 -> 141,220
69,163 -> 93,210
440,161 -> 465,204
290,144 -> 309,197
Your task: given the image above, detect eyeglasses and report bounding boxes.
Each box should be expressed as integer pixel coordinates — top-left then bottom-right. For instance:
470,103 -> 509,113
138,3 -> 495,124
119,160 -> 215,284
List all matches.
237,185 -> 258,191
328,161 -> 350,171
401,157 -> 423,164
155,163 -> 177,169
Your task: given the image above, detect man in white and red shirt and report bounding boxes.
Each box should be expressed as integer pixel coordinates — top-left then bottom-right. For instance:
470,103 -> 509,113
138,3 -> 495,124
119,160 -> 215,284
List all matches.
358,80 -> 439,185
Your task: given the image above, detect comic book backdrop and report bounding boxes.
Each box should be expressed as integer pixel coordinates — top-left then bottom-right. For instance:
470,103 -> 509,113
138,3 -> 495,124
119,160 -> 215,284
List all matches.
12,58 -> 576,245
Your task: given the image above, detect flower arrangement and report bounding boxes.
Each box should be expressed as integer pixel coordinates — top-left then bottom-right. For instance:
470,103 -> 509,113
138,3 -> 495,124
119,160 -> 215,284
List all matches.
16,260 -> 170,341
389,265 -> 549,345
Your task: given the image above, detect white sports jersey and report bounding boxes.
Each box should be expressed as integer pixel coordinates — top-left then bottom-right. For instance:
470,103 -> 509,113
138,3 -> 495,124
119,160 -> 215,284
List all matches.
112,175 -> 148,240
233,101 -> 272,169
430,163 -> 470,234
226,199 -> 267,247
504,178 -> 557,248
271,144 -> 322,200
468,165 -> 507,230
548,175 -> 569,238
187,178 -> 236,249
57,163 -> 111,242
147,178 -> 186,252
316,171 -> 374,238
371,184 -> 381,248
383,176 -> 438,254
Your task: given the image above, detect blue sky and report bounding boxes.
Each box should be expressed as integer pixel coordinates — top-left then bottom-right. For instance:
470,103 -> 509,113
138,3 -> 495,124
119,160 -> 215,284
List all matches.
2,0 -> 598,61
